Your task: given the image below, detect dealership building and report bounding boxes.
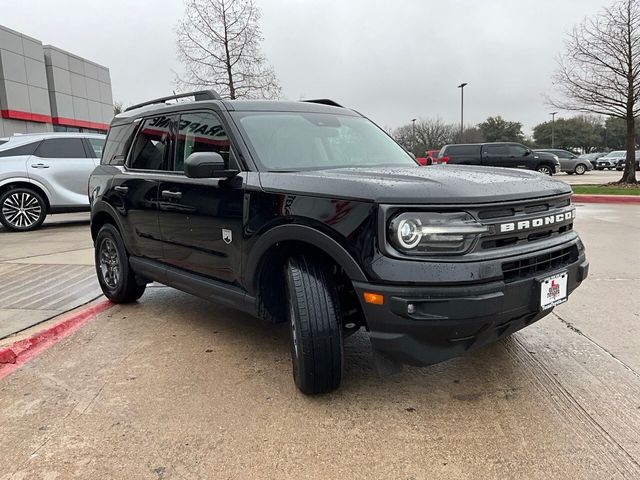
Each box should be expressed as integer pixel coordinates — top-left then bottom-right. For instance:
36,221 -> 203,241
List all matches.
0,24 -> 113,137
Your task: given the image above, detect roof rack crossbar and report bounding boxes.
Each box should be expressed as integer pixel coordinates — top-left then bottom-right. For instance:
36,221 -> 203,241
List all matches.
302,99 -> 344,108
125,90 -> 222,112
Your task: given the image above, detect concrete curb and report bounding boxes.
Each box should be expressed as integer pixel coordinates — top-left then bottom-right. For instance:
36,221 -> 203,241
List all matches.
572,194 -> 640,205
0,299 -> 112,380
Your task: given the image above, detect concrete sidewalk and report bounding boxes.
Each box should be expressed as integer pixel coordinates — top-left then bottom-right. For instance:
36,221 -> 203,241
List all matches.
0,213 -> 102,340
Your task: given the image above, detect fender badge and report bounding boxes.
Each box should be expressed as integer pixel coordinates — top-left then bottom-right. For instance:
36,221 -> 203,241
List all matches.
222,229 -> 232,244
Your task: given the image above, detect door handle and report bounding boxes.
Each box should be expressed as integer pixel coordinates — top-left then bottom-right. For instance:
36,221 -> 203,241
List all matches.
114,185 -> 129,194
30,163 -> 50,168
161,190 -> 182,199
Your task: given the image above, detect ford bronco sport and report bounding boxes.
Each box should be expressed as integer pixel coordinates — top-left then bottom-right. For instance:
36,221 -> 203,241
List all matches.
89,91 -> 588,394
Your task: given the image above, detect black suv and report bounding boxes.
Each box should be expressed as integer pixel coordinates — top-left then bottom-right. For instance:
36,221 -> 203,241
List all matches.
89,91 -> 588,394
438,142 -> 561,175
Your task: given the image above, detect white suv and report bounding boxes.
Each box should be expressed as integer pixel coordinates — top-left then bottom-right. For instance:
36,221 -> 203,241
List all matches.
0,132 -> 105,231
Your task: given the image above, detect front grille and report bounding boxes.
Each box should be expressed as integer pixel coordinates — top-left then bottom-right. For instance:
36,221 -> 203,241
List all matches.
474,195 -> 574,251
501,245 -> 579,283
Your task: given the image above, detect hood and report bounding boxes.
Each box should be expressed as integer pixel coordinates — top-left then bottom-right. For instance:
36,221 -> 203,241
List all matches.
258,165 -> 571,204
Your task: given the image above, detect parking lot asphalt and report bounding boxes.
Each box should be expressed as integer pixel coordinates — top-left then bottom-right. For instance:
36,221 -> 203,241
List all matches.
0,205 -> 639,479
560,169 -> 621,185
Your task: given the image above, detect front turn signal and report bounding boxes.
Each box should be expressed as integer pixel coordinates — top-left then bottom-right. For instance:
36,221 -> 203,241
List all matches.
364,292 -> 384,305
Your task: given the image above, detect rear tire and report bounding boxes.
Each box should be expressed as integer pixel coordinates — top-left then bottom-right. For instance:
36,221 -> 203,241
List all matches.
574,164 -> 587,175
285,255 -> 343,395
0,188 -> 47,231
95,224 -> 146,303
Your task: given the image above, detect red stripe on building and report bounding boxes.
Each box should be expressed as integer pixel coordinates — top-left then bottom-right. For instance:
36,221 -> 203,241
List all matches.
1,110 -> 109,131
1,109 -> 53,123
52,116 -> 109,131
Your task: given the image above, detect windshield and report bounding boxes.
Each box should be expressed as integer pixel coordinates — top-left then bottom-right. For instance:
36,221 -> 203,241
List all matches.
604,151 -> 625,157
232,112 -> 415,171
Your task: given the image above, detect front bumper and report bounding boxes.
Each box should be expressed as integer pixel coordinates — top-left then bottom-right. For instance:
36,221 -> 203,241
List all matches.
353,247 -> 588,367
597,161 -> 616,168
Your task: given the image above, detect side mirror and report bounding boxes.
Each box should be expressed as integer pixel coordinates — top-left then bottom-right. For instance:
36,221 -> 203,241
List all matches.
184,151 -> 238,178
524,149 -> 531,156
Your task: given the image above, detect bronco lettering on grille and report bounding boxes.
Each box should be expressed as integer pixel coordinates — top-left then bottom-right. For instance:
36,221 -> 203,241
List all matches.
499,209 -> 575,233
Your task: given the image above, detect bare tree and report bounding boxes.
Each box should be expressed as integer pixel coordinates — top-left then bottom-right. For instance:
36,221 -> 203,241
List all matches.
456,126 -> 485,144
175,0 -> 281,100
551,0 -> 640,183
113,101 -> 124,116
393,118 -> 458,154
416,118 -> 459,150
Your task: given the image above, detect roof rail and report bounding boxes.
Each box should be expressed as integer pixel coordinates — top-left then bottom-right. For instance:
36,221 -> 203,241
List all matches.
302,99 -> 344,108
124,90 -> 222,112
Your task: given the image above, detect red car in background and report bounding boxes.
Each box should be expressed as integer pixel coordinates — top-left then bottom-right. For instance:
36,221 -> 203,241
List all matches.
416,149 -> 441,165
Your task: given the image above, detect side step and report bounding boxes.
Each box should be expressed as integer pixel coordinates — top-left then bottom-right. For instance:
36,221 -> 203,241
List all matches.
129,257 -> 257,316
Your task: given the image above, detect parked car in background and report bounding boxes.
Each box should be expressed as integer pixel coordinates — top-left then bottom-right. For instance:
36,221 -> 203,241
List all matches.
0,132 -> 105,231
535,148 -> 578,160
426,149 -> 440,164
615,155 -> 640,171
438,142 -> 560,175
596,151 -> 626,170
577,152 -> 607,169
534,149 -> 593,175
415,150 -> 440,166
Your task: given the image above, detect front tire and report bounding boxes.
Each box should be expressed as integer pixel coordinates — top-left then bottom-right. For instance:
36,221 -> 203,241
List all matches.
536,165 -> 553,176
95,224 -> 145,303
574,164 -> 587,175
285,255 -> 343,395
0,188 -> 47,231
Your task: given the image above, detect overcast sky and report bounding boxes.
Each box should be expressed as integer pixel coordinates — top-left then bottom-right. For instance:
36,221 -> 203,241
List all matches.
1,0 -> 610,133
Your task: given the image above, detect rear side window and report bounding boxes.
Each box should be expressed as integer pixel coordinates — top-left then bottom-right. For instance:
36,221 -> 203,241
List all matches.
101,124 -> 137,165
35,138 -> 87,159
446,145 -> 481,156
128,116 -> 176,171
0,141 -> 40,157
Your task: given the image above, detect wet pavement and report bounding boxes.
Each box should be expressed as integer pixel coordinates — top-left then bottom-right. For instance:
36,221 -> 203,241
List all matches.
0,205 -> 639,479
560,169 -> 621,185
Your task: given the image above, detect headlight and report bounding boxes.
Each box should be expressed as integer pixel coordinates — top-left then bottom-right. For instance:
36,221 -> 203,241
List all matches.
388,212 -> 488,255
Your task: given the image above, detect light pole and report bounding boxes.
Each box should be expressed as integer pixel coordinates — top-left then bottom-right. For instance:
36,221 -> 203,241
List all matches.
458,83 -> 468,138
550,111 -> 558,148
411,118 -> 417,153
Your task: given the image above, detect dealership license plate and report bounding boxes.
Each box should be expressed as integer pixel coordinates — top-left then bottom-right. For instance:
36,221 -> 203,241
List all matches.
540,272 -> 568,310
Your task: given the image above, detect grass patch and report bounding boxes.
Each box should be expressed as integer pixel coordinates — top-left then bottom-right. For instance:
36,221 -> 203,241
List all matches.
572,184 -> 640,195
